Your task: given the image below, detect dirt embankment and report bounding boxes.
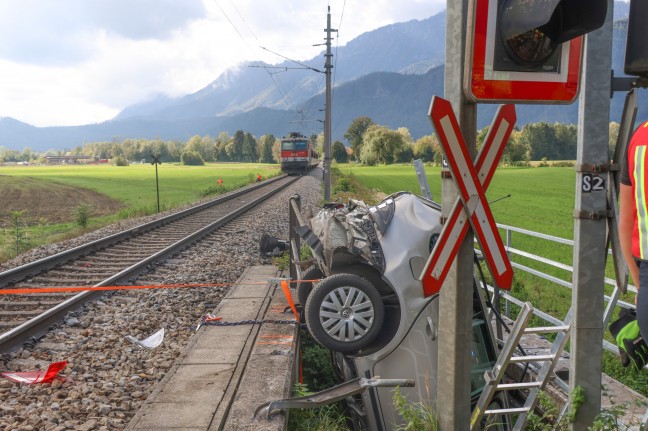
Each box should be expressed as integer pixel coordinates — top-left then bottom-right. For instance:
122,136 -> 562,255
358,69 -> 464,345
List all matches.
0,175 -> 124,225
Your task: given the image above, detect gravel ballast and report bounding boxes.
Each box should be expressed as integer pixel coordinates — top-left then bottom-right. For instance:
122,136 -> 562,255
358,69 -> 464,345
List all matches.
0,172 -> 322,431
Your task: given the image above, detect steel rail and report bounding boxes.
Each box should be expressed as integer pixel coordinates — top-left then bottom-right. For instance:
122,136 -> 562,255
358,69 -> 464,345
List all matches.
0,175 -> 287,288
0,175 -> 299,353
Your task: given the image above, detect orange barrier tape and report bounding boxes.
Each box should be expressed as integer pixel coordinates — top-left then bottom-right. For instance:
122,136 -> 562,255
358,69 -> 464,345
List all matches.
0,282 -> 234,295
280,280 -> 299,321
0,278 -> 322,296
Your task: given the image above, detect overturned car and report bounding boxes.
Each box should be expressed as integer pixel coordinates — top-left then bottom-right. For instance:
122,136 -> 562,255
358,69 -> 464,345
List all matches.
284,192 -> 506,430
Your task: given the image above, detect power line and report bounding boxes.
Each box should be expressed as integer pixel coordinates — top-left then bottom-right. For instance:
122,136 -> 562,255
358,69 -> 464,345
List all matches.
213,0 -> 249,48
228,0 -> 259,42
260,47 -> 323,73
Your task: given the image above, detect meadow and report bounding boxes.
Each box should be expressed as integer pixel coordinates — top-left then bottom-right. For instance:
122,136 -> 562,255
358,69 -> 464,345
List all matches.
1,161 -> 643,394
0,162 -> 282,261
332,162 -> 647,395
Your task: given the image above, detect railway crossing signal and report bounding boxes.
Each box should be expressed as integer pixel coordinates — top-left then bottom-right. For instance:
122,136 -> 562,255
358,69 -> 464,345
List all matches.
465,0 -> 607,103
625,0 -> 648,77
421,97 -> 515,297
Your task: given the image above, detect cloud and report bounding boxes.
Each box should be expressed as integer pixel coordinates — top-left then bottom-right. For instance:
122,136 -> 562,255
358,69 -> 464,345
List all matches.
0,0 -> 206,65
0,0 -> 446,126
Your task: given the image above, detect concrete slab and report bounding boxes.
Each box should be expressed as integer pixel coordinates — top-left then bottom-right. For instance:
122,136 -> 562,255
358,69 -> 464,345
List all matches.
127,265 -> 297,431
134,402 -> 216,429
214,298 -> 266,320
154,364 -> 231,404
228,283 -> 272,299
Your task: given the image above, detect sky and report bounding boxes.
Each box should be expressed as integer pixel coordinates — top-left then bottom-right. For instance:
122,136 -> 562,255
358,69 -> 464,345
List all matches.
0,0 -> 446,127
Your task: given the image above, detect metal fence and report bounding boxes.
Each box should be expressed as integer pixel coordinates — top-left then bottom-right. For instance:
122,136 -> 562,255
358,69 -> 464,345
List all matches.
492,223 -> 633,363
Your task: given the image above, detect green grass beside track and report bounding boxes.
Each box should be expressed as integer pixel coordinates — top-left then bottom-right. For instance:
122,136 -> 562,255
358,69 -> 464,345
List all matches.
0,163 -> 282,212
331,162 -> 646,396
0,163 -> 282,262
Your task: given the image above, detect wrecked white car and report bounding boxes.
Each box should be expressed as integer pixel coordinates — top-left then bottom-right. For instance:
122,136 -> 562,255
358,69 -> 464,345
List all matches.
264,191 -> 508,430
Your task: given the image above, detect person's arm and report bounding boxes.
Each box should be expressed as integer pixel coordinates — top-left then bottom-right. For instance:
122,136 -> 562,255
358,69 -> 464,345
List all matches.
619,183 -> 640,291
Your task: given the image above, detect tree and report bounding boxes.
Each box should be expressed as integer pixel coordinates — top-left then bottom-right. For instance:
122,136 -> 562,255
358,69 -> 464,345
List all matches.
477,126 -> 528,164
502,130 -> 530,164
272,137 -> 281,163
229,130 -> 245,162
344,116 -> 374,161
166,141 -> 184,162
413,135 -> 437,162
242,132 -> 257,162
314,132 -> 324,159
360,125 -> 406,165
520,123 -> 558,160
215,132 -> 230,162
553,123 -> 577,160
520,122 -> 577,161
185,135 -> 213,162
259,134 -> 276,163
332,141 -> 348,163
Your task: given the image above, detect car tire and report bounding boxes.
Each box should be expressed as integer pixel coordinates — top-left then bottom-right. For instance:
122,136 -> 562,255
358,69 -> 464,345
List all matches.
305,273 -> 385,354
297,266 -> 324,307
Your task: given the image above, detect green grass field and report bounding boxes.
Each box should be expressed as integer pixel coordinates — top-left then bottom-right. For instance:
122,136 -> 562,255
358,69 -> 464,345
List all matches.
0,163 -> 282,212
0,162 -> 282,261
332,162 -> 648,396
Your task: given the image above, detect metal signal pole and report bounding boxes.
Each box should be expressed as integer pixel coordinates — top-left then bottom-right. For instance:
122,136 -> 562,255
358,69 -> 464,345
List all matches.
151,155 -> 161,213
437,1 -> 475,429
323,6 -> 336,201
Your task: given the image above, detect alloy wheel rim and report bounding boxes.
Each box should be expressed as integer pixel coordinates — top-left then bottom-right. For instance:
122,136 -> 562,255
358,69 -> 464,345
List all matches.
319,286 -> 375,342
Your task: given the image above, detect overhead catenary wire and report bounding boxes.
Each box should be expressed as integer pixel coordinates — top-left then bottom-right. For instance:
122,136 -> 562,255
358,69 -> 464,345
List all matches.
332,0 -> 347,99
213,0 -> 251,49
215,0 -> 338,137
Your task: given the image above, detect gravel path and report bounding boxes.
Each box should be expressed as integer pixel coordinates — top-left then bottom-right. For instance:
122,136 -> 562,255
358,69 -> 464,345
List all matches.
0,171 -> 322,431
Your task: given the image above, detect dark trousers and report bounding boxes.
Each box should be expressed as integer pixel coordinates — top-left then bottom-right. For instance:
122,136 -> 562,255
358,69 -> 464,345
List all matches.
638,261 -> 648,340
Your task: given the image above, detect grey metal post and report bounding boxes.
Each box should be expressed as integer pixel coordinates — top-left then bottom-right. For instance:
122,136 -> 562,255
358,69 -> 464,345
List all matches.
413,159 -> 433,200
289,194 -> 301,282
437,0 -> 476,429
323,7 -> 335,201
569,2 -> 613,429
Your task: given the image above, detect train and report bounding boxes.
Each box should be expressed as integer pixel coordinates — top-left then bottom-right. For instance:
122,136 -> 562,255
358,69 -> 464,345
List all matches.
280,132 -> 320,175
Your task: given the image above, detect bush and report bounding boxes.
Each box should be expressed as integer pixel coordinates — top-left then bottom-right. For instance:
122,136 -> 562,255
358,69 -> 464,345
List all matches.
551,161 -> 575,168
392,388 -> 438,431
113,156 -> 129,166
333,177 -> 352,193
73,203 -> 93,228
180,151 -> 205,166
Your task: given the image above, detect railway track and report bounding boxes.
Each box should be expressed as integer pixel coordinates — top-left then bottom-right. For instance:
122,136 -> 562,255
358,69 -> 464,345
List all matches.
0,174 -> 299,353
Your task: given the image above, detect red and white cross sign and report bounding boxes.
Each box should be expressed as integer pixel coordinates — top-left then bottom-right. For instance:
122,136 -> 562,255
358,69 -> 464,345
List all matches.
420,97 -> 515,297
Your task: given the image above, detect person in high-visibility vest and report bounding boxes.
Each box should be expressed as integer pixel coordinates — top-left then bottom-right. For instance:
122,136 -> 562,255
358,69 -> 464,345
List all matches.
619,120 -> 648,369
256,173 -> 262,182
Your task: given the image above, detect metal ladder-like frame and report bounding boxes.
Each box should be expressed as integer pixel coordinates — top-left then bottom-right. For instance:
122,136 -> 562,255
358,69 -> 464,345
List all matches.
470,302 -> 571,431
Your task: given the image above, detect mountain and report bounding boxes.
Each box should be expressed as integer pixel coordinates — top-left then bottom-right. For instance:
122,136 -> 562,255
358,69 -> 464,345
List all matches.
0,2 -> 642,151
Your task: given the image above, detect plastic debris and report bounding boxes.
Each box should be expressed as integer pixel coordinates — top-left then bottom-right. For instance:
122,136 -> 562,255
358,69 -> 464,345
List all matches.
1,360 -> 67,384
196,314 -> 222,331
126,328 -> 165,349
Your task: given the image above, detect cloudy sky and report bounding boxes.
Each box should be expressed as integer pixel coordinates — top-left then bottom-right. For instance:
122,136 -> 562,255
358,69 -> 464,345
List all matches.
0,0 -> 445,127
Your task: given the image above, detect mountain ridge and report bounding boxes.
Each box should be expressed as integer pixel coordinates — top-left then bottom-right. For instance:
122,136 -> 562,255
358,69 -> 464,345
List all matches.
0,2 -> 641,152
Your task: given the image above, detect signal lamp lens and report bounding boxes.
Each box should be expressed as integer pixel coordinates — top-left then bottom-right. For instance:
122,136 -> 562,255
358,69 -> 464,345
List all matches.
503,28 -> 557,68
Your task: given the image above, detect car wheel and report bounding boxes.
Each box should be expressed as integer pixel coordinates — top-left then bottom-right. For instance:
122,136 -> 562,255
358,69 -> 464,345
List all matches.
297,266 -> 324,307
305,273 -> 384,353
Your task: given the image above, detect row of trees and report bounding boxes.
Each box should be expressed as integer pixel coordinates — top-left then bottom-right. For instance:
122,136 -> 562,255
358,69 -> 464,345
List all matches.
340,116 -> 621,165
0,130 -> 296,165
0,119 -> 621,166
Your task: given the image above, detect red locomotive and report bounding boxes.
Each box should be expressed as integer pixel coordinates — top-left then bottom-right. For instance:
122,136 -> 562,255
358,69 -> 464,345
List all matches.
280,132 -> 320,175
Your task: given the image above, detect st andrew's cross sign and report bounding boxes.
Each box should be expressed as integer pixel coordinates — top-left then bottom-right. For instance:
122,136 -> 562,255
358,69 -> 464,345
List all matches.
420,97 -> 515,296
